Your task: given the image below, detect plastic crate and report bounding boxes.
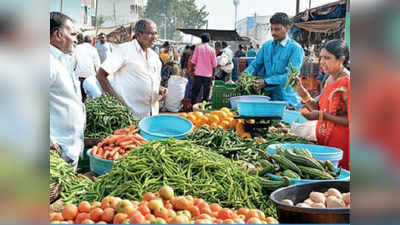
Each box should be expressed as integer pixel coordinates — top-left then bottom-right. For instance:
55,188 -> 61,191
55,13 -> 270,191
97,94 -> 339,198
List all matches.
238,101 -> 287,117
211,80 -> 239,109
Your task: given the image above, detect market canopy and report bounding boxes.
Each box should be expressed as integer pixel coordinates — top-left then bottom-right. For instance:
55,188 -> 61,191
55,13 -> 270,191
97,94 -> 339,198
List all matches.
177,28 -> 245,41
293,18 -> 345,33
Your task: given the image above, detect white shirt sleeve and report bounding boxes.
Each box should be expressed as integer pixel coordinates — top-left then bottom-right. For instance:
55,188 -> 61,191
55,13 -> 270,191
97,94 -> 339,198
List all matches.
92,47 -> 101,72
101,45 -> 125,74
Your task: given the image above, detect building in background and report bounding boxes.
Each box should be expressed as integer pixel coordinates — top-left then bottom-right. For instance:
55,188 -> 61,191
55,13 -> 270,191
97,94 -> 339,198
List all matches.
236,15 -> 272,45
96,0 -> 147,27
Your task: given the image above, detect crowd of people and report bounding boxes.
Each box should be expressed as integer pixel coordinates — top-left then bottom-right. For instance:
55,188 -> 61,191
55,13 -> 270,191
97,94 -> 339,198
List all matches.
50,11 -> 350,170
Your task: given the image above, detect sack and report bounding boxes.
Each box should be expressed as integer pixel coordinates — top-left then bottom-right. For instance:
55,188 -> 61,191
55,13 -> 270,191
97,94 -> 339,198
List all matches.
291,120 -> 317,141
217,52 -> 234,73
165,75 -> 188,112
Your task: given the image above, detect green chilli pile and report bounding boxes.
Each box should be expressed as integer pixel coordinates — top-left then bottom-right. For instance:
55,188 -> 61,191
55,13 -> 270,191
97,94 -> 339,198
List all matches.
235,73 -> 269,96
84,94 -> 138,138
80,139 -> 281,217
50,150 -> 93,203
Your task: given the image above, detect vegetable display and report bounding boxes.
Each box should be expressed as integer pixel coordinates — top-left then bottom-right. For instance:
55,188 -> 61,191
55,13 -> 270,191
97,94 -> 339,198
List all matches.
281,188 -> 350,209
85,94 -> 138,138
79,139 -> 281,217
50,150 -> 94,203
235,73 -> 269,96
260,148 -> 340,180
284,63 -> 299,90
50,185 -> 279,224
186,127 -> 312,165
90,125 -> 147,161
179,108 -> 236,130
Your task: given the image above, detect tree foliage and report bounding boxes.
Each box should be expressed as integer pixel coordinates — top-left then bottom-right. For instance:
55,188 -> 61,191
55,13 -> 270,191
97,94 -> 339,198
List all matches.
144,0 -> 209,40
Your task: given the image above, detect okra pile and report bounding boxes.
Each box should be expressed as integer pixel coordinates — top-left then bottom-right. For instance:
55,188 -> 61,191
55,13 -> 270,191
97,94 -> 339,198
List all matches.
235,73 -> 269,96
84,94 -> 138,138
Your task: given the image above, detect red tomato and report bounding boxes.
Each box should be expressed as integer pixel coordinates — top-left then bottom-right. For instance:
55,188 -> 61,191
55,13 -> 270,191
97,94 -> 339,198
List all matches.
78,201 -> 91,213
209,203 -> 221,212
199,205 -> 212,215
168,215 -> 189,224
101,208 -> 115,223
247,217 -> 262,224
145,213 -> 156,221
129,212 -> 146,224
188,205 -> 201,217
154,207 -> 169,220
62,204 -> 78,221
90,207 -> 104,222
113,213 -> 128,224
164,200 -> 173,209
74,212 -> 89,224
138,205 -> 151,216
237,208 -> 249,216
218,208 -> 234,220
197,214 -> 212,220
81,219 -> 95,224
142,192 -> 156,201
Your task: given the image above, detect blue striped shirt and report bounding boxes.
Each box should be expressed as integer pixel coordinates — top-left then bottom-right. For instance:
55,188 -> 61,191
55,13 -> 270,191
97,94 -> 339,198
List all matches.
245,37 -> 304,108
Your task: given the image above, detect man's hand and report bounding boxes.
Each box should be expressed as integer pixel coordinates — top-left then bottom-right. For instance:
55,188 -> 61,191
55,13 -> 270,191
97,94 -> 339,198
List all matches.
159,87 -> 168,102
254,79 -> 266,90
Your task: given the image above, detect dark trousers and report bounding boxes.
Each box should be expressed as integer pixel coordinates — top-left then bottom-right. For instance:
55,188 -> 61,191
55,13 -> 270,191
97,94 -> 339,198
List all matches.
78,77 -> 87,102
191,76 -> 212,105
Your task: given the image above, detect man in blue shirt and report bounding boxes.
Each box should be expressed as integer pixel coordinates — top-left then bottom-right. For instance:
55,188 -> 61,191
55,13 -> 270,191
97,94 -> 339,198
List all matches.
244,12 -> 304,109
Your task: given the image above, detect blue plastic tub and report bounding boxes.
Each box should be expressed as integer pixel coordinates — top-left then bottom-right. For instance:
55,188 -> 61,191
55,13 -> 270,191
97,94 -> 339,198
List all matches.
238,101 -> 287,117
87,149 -> 113,175
267,168 -> 350,185
267,144 -> 343,167
230,95 -> 271,110
282,110 -> 308,124
139,115 -> 193,141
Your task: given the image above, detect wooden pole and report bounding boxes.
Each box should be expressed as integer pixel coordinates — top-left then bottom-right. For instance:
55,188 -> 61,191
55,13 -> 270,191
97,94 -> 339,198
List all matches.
95,0 -> 99,36
296,0 -> 300,14
60,0 -> 63,12
346,0 -> 350,12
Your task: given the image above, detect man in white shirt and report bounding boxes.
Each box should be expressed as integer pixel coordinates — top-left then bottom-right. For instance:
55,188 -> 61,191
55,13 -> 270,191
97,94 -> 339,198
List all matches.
74,35 -> 100,101
95,32 -> 113,63
96,19 -> 167,120
49,12 -> 86,169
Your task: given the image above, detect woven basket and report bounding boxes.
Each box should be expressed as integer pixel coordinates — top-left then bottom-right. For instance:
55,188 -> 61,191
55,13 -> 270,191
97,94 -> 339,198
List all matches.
84,137 -> 103,149
50,182 -> 62,203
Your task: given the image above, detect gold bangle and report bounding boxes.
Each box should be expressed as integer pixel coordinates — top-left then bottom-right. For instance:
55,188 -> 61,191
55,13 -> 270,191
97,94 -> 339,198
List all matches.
303,94 -> 312,104
319,110 -> 324,121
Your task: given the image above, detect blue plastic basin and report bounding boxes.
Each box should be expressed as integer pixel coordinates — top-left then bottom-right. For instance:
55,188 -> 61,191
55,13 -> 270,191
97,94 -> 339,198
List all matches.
238,101 -> 287,117
267,143 -> 343,167
139,115 -> 193,141
230,95 -> 271,110
87,149 -> 113,175
267,168 -> 350,185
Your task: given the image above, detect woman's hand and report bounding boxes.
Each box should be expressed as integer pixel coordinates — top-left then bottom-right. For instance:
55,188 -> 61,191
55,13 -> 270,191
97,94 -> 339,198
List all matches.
295,76 -> 309,99
302,110 -> 320,120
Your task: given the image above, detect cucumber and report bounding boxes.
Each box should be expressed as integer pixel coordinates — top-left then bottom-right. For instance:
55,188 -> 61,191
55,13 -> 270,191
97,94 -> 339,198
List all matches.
270,154 -> 302,175
258,177 -> 291,191
283,149 -> 325,171
282,169 -> 301,179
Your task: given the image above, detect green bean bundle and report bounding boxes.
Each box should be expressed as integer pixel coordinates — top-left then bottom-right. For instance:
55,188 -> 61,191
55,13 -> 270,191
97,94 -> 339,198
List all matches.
84,94 -> 138,138
80,139 -> 276,216
50,150 -> 94,203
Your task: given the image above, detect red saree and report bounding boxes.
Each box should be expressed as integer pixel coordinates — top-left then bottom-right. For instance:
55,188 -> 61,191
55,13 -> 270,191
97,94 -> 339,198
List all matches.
316,75 -> 350,170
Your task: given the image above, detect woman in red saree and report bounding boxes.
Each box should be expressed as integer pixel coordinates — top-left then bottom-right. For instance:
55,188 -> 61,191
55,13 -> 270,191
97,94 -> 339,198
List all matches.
296,39 -> 350,170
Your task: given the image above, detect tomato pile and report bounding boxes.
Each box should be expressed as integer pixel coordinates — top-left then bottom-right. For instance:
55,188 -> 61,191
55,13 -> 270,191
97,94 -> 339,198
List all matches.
50,185 -> 279,224
91,125 -> 147,161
